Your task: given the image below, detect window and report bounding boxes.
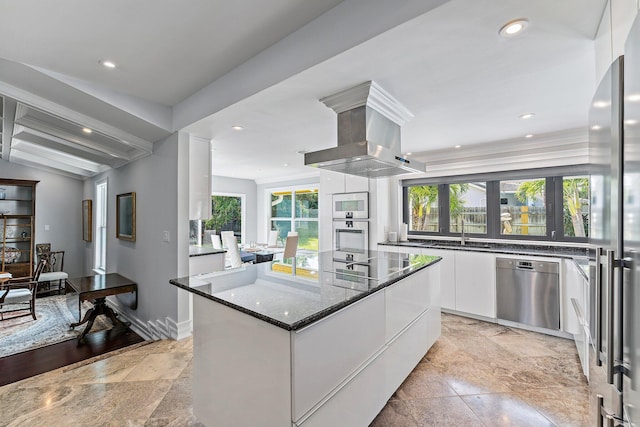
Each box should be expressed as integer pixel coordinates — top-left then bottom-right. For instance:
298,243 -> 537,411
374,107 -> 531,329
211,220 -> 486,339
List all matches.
402,167 -> 590,243
449,182 -> 487,234
499,178 -> 546,237
270,188 -> 318,251
408,185 -> 439,232
203,193 -> 245,244
94,179 -> 107,272
562,176 -> 589,238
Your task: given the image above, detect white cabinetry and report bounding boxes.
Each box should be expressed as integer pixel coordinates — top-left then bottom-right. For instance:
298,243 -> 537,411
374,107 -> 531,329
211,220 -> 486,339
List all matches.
454,251 -> 496,319
422,249 -> 455,310
345,175 -> 369,193
192,262 -> 441,427
292,292 -> 386,420
188,136 -> 212,220
563,259 -> 585,335
377,245 -> 477,313
564,259 -> 590,377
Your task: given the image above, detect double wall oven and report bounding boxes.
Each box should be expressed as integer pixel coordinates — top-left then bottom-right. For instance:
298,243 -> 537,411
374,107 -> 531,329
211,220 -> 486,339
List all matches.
332,192 -> 369,254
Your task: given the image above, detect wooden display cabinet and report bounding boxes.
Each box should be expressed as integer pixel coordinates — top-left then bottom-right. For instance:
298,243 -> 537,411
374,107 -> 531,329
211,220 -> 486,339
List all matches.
0,179 -> 37,278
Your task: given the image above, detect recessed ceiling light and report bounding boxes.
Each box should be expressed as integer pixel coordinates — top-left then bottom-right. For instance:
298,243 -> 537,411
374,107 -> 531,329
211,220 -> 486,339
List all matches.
99,60 -> 117,69
455,145 -> 462,149
591,125 -> 602,130
231,125 -> 244,131
625,119 -> 638,125
283,163 -> 289,167
499,19 -> 529,37
82,127 -> 92,134
519,113 -> 535,119
405,152 -> 412,156
628,94 -> 640,102
525,134 -> 533,138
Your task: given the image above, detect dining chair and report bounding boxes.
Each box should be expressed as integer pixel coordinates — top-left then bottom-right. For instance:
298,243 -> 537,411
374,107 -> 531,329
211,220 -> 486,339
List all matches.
222,233 -> 243,268
33,250 -> 68,295
283,235 -> 299,260
0,279 -> 37,320
211,234 -> 223,250
267,230 -> 278,247
220,231 -> 235,248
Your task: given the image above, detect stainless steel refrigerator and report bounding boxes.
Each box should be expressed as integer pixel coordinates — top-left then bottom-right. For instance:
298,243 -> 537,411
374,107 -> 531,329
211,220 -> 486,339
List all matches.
589,14 -> 640,427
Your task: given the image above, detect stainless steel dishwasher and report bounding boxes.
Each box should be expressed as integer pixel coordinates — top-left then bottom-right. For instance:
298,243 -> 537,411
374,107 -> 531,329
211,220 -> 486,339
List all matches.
496,257 -> 560,330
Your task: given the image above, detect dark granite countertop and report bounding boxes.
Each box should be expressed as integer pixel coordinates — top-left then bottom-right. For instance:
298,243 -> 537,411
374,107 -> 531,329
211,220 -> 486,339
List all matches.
189,245 -> 226,257
170,250 -> 441,331
378,239 -> 589,259
380,239 -> 592,282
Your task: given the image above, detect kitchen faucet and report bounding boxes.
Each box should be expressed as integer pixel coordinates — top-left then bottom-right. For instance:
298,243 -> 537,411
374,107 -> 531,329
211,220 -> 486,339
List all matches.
460,218 -> 466,246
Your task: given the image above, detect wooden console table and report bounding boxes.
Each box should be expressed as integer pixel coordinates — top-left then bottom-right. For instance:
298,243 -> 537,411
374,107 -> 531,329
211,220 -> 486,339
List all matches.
65,273 -> 137,343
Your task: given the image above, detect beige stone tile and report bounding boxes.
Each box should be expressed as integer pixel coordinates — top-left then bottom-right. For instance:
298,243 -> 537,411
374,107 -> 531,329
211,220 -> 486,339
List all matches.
149,377 -> 193,420
40,353 -> 142,386
394,367 -> 457,400
7,381 -> 172,426
122,353 -> 191,382
144,416 -> 204,426
406,396 -> 486,426
487,333 -> 560,357
513,385 -> 590,427
369,400 -> 418,427
461,393 -> 555,427
0,385 -> 74,423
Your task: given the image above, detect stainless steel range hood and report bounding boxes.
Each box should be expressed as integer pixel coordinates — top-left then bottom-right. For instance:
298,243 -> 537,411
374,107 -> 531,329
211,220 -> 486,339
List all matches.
305,81 -> 425,178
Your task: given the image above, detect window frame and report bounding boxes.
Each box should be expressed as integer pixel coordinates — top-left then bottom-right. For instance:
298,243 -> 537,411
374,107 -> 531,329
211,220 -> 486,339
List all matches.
268,185 -> 319,252
402,165 -> 590,243
94,178 -> 108,273
211,192 -> 246,245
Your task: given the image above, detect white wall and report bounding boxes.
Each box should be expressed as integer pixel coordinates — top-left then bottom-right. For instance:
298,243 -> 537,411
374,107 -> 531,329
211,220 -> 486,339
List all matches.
0,158 -> 84,277
211,175 -> 258,243
83,133 -> 183,339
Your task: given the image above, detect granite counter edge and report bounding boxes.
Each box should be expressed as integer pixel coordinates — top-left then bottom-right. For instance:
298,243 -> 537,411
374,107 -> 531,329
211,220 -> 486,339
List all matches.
169,257 -> 441,332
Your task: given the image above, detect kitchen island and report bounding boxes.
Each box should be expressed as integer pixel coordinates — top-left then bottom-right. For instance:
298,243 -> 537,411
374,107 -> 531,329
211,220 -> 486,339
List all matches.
170,250 -> 441,427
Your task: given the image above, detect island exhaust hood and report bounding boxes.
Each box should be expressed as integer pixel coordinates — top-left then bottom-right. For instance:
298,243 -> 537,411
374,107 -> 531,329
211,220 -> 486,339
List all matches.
304,81 -> 425,178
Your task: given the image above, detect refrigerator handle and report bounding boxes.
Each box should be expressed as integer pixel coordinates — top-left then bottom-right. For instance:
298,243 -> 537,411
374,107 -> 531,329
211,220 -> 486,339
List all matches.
606,249 -> 616,385
596,248 -> 603,366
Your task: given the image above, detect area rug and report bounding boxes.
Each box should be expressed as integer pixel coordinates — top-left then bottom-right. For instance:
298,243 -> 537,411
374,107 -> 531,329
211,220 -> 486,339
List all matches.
0,295 -> 111,358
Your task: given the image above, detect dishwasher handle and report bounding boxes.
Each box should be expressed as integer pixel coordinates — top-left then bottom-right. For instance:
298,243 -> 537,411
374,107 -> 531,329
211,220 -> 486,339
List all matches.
515,261 -> 535,270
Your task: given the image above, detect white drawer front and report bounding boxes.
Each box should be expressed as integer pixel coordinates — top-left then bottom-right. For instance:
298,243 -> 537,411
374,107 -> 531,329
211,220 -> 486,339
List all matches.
298,349 -> 388,427
385,270 -> 431,341
292,291 -> 386,421
384,310 -> 431,397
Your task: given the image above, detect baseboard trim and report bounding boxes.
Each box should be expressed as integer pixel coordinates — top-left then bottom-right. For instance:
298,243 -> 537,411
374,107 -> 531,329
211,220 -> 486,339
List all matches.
106,299 -> 191,341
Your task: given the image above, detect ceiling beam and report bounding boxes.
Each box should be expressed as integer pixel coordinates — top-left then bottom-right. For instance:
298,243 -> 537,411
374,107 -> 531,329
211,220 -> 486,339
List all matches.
2,97 -> 16,160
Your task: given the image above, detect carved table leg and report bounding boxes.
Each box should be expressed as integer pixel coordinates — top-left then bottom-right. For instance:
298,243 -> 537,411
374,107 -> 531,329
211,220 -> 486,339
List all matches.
71,297 -> 132,343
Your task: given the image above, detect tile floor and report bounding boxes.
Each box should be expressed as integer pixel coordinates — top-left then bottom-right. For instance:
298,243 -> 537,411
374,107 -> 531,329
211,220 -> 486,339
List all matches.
0,313 -> 589,426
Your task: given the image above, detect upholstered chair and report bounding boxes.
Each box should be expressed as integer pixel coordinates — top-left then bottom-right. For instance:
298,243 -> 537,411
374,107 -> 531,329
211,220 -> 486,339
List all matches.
0,280 -> 37,320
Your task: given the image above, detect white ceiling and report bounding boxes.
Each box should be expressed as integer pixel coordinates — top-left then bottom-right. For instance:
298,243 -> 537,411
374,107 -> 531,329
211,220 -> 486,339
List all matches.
0,0 -> 608,181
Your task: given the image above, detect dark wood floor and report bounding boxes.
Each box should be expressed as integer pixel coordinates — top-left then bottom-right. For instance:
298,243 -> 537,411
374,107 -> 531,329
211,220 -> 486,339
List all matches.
0,328 -> 145,387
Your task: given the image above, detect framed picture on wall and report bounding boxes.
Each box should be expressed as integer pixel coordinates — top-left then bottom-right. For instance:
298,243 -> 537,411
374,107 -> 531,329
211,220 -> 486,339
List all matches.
116,192 -> 136,242
82,199 -> 92,242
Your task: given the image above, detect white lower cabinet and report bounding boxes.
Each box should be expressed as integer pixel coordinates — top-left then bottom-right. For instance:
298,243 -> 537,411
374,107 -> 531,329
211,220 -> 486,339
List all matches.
298,349 -> 388,427
422,249 -> 455,310
293,262 -> 441,426
454,251 -> 496,318
563,259 -> 587,335
292,292 -> 386,420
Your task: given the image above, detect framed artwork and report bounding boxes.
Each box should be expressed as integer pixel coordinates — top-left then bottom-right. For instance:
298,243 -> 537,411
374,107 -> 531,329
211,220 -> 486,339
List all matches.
116,192 -> 136,241
82,199 -> 92,242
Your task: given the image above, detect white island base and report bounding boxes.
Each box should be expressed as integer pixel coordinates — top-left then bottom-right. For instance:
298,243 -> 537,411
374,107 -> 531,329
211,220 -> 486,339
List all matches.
192,263 -> 441,427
